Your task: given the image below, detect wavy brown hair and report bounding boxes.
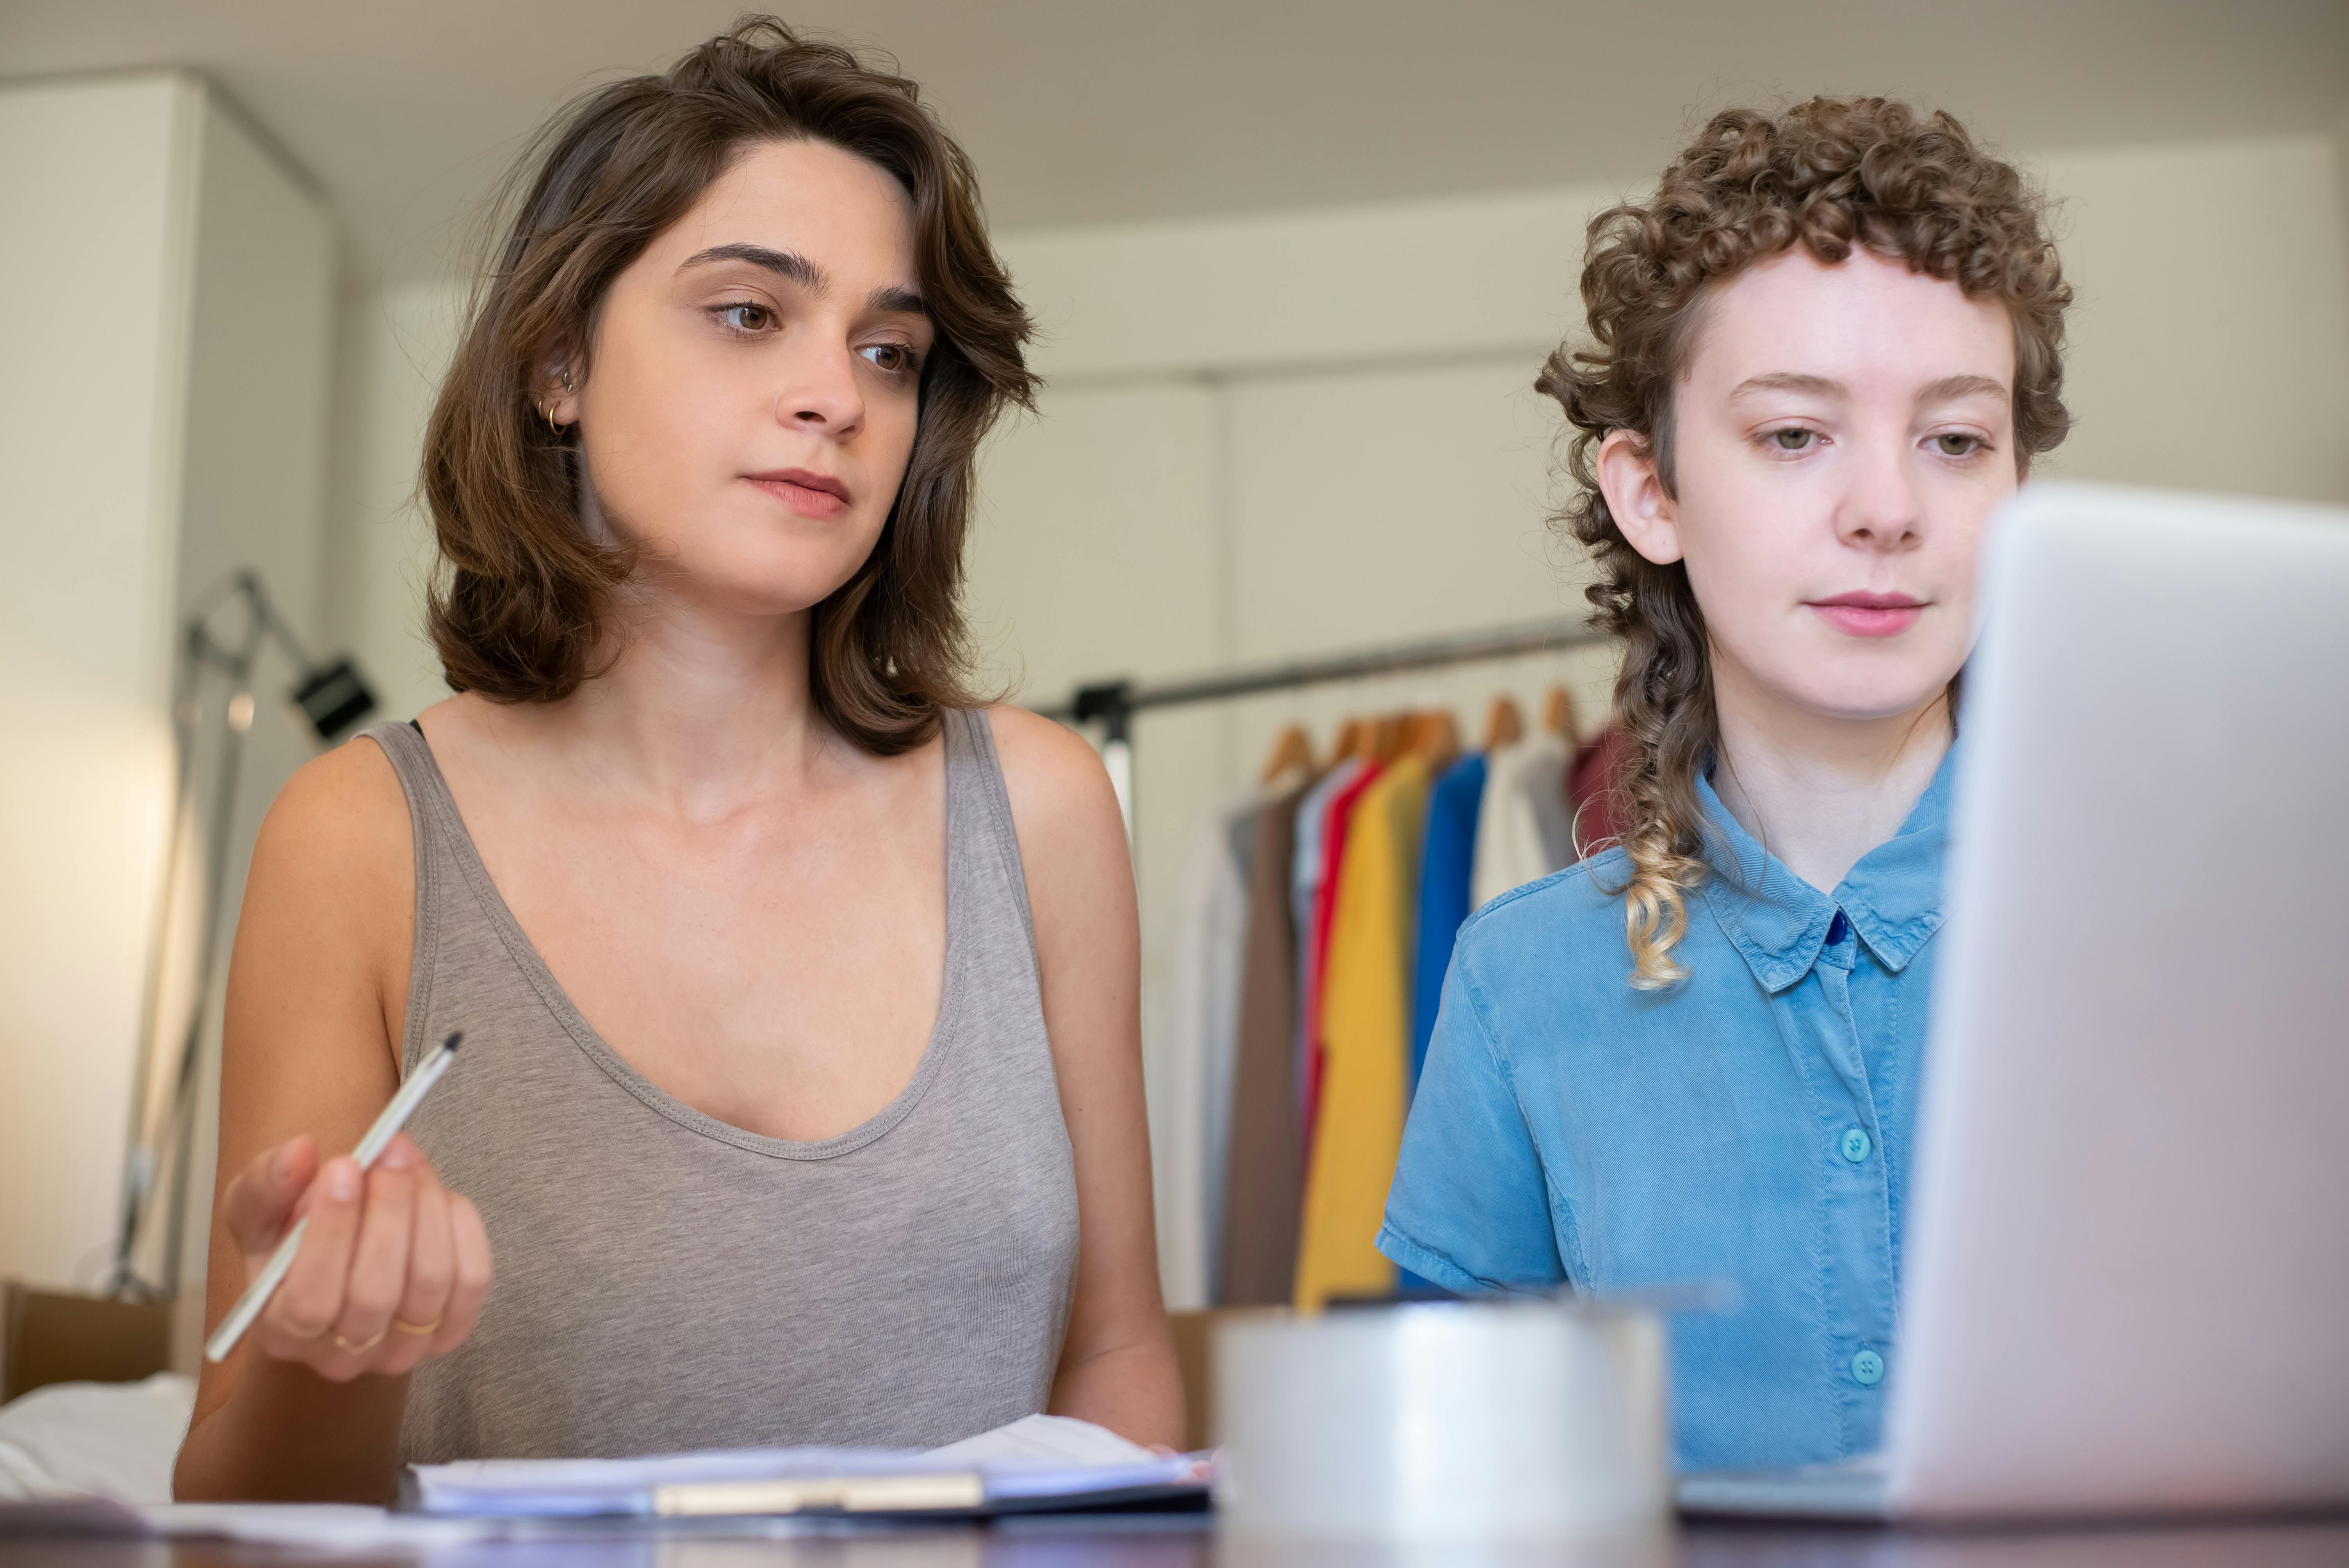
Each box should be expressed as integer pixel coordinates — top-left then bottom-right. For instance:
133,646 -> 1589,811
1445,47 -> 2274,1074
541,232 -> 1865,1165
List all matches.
1537,98 -> 2073,987
422,15 -> 1036,753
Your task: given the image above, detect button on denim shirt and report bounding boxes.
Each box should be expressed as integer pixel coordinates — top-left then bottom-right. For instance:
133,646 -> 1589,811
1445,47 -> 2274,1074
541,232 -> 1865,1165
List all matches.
1379,747 -> 1955,1471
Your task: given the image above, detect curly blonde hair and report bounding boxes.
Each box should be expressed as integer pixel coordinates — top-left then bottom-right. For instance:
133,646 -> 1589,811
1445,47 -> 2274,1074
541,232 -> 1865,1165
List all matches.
1536,98 -> 2073,988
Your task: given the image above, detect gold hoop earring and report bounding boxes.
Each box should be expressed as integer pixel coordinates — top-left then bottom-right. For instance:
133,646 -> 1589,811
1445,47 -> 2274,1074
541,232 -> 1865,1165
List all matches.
540,402 -> 563,435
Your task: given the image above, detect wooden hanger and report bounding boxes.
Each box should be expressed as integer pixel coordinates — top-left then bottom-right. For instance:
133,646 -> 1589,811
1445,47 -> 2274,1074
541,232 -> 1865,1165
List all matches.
1393,712 -> 1424,758
1367,713 -> 1406,760
1482,695 -> 1524,751
1332,717 -> 1365,761
1412,709 -> 1461,770
1542,684 -> 1579,743
1260,723 -> 1315,784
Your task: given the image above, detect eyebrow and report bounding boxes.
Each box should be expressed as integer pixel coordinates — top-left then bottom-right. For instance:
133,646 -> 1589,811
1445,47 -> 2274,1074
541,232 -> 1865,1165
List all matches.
1917,374 -> 2009,403
1727,372 -> 2010,404
681,242 -> 824,289
678,243 -> 928,317
866,285 -> 929,317
1729,372 -> 1843,400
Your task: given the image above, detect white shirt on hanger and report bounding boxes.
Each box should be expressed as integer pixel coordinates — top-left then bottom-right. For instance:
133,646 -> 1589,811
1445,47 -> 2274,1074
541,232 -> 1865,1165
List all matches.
1471,733 -> 1576,909
1154,786 -> 1257,1311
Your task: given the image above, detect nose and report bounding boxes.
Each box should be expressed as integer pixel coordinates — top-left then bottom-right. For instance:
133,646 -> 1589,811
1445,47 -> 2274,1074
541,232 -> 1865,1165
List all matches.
775,338 -> 864,440
1834,433 -> 1923,554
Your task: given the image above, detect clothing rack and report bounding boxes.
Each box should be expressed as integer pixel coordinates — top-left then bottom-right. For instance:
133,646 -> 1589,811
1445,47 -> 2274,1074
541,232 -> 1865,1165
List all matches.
1044,615 -> 1611,834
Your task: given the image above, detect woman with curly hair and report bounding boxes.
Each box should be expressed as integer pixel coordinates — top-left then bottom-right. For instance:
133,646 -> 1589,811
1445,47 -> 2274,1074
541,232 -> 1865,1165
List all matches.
1381,98 -> 2072,1470
176,19 -> 1178,1502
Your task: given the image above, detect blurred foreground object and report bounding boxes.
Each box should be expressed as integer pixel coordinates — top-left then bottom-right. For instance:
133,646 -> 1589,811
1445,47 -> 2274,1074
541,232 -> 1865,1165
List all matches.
1214,1296 -> 1670,1545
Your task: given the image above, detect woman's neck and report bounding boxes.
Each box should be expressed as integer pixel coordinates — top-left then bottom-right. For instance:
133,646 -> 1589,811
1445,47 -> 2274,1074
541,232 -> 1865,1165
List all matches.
1708,659 -> 1953,897
498,577 -> 835,822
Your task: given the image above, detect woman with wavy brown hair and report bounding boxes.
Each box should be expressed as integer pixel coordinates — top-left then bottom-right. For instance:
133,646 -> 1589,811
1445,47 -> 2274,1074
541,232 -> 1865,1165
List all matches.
1381,98 -> 2072,1471
176,19 -> 1179,1502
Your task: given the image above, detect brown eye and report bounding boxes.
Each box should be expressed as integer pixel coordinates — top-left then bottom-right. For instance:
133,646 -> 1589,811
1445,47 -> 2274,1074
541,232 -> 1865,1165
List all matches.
715,303 -> 772,333
860,343 -> 919,374
1935,433 -> 1979,456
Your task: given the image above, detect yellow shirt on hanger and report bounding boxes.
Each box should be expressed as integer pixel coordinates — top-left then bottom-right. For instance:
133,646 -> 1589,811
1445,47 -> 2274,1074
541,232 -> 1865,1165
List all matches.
1295,753 -> 1430,1310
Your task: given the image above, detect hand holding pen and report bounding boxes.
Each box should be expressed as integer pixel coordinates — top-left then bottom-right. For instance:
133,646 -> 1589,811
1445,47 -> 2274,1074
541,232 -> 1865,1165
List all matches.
206,1034 -> 491,1382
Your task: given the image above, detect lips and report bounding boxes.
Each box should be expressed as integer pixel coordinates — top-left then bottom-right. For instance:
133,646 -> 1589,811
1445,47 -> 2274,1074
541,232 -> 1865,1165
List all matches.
745,467 -> 852,520
1807,592 -> 1926,638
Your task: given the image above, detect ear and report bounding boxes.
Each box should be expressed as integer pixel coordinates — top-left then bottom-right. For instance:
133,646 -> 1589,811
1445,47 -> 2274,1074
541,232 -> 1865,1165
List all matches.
541,357 -> 582,428
1596,428 -> 1682,565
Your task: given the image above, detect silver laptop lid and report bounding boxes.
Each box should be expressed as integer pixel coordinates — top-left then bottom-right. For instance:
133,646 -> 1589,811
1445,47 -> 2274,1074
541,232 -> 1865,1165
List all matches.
1887,482 -> 2349,1518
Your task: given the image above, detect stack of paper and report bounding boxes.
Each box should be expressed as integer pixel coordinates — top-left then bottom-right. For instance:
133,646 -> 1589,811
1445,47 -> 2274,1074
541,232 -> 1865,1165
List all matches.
409,1415 -> 1208,1519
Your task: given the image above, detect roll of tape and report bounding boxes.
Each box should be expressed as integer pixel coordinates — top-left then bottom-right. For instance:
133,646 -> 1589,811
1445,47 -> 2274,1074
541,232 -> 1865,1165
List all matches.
1213,1298 -> 1672,1545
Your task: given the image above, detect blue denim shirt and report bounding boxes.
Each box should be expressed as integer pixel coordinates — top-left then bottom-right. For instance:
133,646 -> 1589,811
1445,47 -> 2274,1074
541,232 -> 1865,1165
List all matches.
1378,747 -> 1955,1471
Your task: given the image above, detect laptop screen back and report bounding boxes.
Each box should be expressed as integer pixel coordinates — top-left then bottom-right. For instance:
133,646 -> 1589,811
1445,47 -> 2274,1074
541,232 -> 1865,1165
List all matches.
1888,482 -> 2349,1518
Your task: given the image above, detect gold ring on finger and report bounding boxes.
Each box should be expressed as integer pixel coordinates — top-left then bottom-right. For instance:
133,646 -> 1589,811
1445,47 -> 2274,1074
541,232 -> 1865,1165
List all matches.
392,1315 -> 442,1336
332,1326 -> 389,1354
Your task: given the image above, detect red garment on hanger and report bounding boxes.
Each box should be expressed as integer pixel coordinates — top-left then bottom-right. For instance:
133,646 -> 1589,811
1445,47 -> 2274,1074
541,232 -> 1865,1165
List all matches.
1566,726 -> 1634,856
1301,760 -> 1385,1160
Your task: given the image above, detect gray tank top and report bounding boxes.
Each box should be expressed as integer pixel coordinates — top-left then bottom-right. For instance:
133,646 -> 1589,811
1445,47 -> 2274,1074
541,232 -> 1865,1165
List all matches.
363,710 -> 1079,1463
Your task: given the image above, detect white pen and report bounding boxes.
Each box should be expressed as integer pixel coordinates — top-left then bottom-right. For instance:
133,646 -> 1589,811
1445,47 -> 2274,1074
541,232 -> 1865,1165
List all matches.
203,1032 -> 464,1363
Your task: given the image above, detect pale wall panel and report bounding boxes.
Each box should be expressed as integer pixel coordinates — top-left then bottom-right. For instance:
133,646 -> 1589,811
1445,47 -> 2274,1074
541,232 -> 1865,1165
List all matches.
1225,357 -> 1579,662
321,278 -> 467,722
968,383 -> 1224,696
177,105 -> 335,629
1002,184 -> 1609,382
0,75 -> 196,1294
2038,134 -> 2349,504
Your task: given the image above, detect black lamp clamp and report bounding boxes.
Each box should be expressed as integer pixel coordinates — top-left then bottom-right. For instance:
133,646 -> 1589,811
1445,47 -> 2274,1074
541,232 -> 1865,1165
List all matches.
1071,680 -> 1135,748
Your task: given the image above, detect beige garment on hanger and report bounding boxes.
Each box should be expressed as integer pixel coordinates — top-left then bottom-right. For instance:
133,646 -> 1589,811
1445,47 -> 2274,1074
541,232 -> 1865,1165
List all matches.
1471,732 -> 1576,907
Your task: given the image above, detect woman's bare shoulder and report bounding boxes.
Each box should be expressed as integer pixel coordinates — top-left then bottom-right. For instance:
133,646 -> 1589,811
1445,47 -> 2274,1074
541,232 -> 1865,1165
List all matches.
214,726 -> 421,1100
982,703 -> 1120,836
242,730 -> 415,964
260,731 -> 411,867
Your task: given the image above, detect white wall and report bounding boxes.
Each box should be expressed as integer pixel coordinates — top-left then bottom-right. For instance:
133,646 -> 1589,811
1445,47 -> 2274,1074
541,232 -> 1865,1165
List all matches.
0,73 -> 200,1299
0,74 -> 336,1326
2045,135 -> 2349,502
318,130 -> 2349,1304
321,279 -> 470,725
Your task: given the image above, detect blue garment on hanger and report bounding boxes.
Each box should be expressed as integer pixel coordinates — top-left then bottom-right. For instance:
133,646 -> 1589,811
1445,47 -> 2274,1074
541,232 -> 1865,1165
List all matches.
1410,752 -> 1487,1094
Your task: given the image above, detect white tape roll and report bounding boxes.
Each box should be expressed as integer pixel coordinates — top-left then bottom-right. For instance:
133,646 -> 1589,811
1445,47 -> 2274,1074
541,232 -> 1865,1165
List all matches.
1213,1298 -> 1672,1546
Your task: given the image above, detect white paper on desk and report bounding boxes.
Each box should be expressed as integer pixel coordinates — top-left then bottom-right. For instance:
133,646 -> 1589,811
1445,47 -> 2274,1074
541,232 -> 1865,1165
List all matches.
138,1503 -> 494,1546
0,1496 -> 498,1547
925,1413 -> 1206,1500
411,1415 -> 1205,1517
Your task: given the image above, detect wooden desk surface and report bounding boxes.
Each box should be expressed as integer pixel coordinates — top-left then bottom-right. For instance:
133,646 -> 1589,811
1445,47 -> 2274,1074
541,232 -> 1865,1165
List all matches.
12,1513 -> 2349,1566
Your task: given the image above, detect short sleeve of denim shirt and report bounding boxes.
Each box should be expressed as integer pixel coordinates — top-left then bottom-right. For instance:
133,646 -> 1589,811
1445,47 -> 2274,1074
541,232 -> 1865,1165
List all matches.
1378,939 -> 1566,1293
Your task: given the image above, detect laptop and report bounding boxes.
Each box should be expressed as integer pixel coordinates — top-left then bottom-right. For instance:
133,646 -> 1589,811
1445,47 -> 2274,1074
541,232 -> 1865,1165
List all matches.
1678,481 -> 2349,1522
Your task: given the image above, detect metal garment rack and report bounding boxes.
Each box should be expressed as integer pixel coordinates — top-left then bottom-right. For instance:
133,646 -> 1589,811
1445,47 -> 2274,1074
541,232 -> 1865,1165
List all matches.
1043,615 -> 1611,835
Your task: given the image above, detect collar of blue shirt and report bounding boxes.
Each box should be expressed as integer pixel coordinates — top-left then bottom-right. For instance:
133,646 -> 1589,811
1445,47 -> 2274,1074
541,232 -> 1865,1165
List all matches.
1693,743 -> 1959,994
